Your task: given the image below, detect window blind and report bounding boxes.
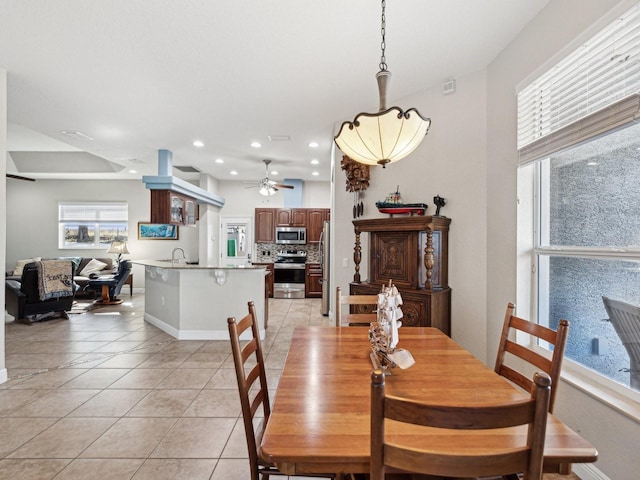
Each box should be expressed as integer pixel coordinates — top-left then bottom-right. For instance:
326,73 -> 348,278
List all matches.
59,202 -> 128,222
517,2 -> 640,153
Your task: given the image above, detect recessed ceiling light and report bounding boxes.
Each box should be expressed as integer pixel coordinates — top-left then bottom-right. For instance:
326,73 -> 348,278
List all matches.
128,169 -> 137,174
215,158 -> 224,164
310,159 -> 319,165
193,140 -> 204,147
230,170 -> 238,175
60,130 -> 93,140
312,171 -> 319,176
271,170 -> 278,176
308,141 -> 319,148
251,141 -> 262,148
586,161 -> 598,166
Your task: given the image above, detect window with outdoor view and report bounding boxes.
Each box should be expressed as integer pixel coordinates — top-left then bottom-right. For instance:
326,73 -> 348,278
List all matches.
517,3 -> 640,395
59,202 -> 128,249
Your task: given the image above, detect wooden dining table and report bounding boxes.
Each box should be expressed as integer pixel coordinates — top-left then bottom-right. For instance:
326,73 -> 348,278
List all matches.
260,326 -> 598,476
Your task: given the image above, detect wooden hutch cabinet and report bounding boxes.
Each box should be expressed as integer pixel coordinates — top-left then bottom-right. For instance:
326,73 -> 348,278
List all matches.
350,216 -> 451,335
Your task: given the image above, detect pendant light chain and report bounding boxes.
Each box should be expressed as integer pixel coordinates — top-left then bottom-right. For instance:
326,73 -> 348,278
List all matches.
334,0 -> 431,167
379,0 -> 387,71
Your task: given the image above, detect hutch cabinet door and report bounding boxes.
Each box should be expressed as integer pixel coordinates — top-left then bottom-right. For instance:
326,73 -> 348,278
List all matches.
370,231 -> 417,288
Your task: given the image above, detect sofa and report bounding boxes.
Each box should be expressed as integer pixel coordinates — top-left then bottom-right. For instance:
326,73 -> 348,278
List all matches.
7,256 -> 114,298
5,260 -> 78,323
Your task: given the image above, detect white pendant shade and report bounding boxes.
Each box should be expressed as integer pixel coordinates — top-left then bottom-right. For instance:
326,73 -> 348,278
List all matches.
335,106 -> 431,167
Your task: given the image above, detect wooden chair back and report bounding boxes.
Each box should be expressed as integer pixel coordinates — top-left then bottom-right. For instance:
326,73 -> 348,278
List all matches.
495,302 -> 569,413
370,369 -> 551,480
335,286 -> 378,327
227,302 -> 273,480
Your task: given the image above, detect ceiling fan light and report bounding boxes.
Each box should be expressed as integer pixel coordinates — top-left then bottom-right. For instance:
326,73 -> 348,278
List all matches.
259,185 -> 276,196
335,107 -> 431,167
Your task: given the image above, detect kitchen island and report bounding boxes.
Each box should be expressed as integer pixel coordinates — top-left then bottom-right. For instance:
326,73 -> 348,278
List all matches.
134,260 -> 267,340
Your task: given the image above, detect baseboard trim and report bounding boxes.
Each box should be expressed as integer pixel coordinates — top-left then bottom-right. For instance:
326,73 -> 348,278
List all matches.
0,368 -> 7,385
143,313 -> 264,340
573,463 -> 611,480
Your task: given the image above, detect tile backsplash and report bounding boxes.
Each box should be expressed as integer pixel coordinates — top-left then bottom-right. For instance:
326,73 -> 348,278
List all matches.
254,243 -> 320,263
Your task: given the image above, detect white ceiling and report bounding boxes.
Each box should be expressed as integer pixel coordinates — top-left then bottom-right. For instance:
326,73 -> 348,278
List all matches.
0,0 -> 549,183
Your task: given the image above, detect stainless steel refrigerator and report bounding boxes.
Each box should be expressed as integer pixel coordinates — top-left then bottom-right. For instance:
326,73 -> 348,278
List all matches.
320,221 -> 330,315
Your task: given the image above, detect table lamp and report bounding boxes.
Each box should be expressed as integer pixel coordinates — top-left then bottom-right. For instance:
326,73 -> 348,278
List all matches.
107,241 -> 130,270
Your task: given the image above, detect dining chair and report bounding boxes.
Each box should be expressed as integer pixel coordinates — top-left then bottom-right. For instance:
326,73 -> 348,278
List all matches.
370,369 -> 552,480
227,302 -> 338,480
495,302 -> 569,413
335,286 -> 379,327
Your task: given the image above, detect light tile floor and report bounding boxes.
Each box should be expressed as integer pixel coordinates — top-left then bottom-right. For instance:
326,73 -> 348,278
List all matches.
2,292 -> 332,480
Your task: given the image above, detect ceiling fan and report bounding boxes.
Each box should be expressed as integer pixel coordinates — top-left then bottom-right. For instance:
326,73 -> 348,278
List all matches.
245,160 -> 294,196
6,173 -> 35,182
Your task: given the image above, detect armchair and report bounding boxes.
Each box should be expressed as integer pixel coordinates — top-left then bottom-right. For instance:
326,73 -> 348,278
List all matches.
5,260 -> 77,324
85,260 -> 132,305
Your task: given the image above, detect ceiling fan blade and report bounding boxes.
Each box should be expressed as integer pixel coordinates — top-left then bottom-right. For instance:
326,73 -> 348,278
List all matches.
6,173 -> 36,182
274,184 -> 294,189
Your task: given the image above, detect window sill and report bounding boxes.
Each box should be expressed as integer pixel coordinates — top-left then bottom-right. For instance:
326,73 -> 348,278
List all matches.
561,360 -> 640,424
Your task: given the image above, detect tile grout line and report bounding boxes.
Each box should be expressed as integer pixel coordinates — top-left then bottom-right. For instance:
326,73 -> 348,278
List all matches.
6,340 -> 177,383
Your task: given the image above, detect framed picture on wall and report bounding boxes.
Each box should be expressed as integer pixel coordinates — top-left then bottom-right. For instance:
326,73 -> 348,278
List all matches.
137,223 -> 179,240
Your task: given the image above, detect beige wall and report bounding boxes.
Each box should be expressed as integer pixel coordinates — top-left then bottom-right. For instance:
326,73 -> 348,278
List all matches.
216,180 -> 330,216
1,67 -> 6,381
5,178 -> 330,284
5,179 -> 200,286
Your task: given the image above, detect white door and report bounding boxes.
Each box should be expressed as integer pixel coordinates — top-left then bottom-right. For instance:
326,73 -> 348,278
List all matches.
220,216 -> 253,266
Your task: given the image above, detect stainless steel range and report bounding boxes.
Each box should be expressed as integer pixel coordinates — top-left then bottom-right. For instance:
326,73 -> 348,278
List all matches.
273,249 -> 307,299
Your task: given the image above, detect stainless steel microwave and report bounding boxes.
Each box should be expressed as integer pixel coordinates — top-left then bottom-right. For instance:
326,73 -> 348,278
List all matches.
275,226 -> 306,244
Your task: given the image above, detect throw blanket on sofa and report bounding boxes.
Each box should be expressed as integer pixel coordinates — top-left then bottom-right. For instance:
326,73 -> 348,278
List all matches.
37,260 -> 74,300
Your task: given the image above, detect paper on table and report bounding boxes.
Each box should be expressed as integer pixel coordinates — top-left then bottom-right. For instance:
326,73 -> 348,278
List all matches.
388,349 -> 415,369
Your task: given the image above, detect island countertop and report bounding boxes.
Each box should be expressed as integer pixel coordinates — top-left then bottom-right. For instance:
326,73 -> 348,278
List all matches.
134,259 -> 266,270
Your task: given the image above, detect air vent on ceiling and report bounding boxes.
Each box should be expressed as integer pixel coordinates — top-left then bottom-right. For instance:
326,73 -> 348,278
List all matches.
174,165 -> 201,173
60,130 -> 94,140
268,135 -> 291,142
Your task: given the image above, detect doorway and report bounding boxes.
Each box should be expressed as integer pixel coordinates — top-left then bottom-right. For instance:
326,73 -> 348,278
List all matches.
220,216 -> 253,266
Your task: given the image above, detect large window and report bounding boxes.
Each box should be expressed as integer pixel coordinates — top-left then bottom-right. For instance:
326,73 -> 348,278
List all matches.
517,3 -> 640,397
522,122 -> 640,392
59,202 -> 128,249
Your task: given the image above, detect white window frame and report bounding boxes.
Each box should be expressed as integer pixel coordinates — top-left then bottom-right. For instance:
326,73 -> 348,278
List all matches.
516,1 -> 640,419
58,202 -> 128,249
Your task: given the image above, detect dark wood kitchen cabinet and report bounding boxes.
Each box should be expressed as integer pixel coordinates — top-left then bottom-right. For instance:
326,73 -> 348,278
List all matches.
350,216 -> 451,335
307,209 -> 330,243
276,209 -> 307,227
151,190 -> 197,226
254,208 -> 330,244
305,263 -> 323,298
254,208 -> 276,243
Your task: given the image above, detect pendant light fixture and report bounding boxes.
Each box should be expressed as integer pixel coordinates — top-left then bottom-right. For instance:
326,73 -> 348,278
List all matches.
334,0 -> 431,168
